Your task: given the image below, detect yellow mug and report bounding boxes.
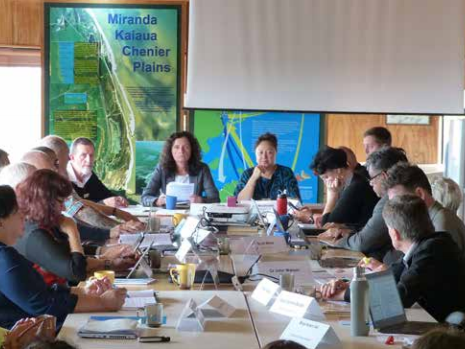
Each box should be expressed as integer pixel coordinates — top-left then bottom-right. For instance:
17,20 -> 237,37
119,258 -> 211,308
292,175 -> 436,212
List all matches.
93,270 -> 115,284
169,263 -> 196,289
172,213 -> 188,227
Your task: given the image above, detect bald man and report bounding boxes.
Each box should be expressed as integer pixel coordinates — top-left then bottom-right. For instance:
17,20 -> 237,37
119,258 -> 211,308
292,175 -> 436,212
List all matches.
21,150 -> 55,171
338,146 -> 369,180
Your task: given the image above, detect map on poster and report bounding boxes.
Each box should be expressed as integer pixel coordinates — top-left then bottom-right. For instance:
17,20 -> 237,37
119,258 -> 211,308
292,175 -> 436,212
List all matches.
193,111 -> 320,203
45,5 -> 180,194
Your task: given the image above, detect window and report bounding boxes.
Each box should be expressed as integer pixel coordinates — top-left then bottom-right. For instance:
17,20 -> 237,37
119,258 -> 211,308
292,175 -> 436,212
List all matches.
0,67 -> 42,162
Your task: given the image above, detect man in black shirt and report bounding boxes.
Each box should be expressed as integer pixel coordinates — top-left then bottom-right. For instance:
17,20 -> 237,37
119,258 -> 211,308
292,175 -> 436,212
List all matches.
67,137 -> 128,207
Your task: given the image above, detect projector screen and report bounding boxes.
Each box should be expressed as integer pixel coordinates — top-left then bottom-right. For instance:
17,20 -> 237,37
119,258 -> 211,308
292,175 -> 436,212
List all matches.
185,0 -> 465,114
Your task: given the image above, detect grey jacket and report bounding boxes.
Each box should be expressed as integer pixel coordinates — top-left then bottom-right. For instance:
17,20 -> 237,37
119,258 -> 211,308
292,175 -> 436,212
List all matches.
336,195 -> 391,261
429,200 -> 465,253
141,162 -> 220,206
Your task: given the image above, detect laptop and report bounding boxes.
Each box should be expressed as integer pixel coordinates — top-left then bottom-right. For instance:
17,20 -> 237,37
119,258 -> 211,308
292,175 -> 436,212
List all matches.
366,269 -> 445,335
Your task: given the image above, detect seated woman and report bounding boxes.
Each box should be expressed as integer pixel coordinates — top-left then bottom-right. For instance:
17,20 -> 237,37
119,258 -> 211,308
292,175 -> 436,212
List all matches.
235,133 -> 301,201
307,146 -> 378,228
141,131 -> 220,206
14,170 -> 135,285
0,185 -> 127,330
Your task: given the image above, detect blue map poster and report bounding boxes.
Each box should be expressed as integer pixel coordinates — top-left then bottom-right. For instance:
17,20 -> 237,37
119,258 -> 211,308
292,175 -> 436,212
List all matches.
193,110 -> 321,203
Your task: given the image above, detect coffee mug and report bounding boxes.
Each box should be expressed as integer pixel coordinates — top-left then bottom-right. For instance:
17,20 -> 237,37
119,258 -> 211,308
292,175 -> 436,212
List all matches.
279,273 -> 295,292
227,196 -> 237,207
93,270 -> 115,284
169,263 -> 196,289
172,213 -> 188,227
165,195 -> 177,210
138,303 -> 163,327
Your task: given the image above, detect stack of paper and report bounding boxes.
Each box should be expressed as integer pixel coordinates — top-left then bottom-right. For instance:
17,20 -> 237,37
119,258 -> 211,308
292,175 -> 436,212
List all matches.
166,182 -> 195,201
123,290 -> 157,310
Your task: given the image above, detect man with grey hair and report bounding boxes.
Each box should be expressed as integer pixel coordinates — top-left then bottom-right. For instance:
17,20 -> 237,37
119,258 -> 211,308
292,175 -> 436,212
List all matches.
321,195 -> 465,322
68,137 -> 128,207
318,147 -> 408,261
0,162 -> 36,189
40,135 -> 143,234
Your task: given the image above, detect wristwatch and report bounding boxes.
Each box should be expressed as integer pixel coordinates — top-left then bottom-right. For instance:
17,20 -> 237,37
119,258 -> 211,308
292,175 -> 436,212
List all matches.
104,259 -> 112,270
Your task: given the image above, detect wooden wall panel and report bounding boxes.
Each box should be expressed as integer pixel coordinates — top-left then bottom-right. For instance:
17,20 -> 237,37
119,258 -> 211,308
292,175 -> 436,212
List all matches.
326,114 -> 440,164
12,0 -> 43,47
325,114 -> 384,161
0,0 -> 14,46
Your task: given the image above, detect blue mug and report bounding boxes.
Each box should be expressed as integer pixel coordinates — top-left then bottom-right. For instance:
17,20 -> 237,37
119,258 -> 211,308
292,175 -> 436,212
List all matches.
274,230 -> 290,244
165,195 -> 177,210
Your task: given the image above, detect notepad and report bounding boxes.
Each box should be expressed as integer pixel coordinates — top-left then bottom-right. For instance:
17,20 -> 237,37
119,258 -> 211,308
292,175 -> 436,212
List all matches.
78,318 -> 139,339
123,290 -> 157,310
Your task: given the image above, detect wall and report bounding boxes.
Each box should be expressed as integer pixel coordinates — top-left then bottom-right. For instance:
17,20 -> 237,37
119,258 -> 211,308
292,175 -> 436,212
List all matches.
326,114 -> 440,164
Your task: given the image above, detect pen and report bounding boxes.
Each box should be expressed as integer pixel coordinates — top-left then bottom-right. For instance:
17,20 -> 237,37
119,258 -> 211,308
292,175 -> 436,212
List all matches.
138,335 -> 171,343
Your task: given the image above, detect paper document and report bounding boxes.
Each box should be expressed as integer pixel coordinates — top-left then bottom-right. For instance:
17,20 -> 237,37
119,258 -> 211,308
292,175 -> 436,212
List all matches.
119,233 -> 172,249
114,278 -> 156,286
123,290 -> 156,309
166,182 -> 195,201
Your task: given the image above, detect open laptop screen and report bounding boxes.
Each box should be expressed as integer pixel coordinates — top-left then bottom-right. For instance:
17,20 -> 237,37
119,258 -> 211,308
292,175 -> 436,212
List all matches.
366,269 -> 407,329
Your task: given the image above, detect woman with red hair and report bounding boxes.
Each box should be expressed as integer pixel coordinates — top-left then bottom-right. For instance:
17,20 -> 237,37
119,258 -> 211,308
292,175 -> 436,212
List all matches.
0,185 -> 126,330
14,169 -> 134,285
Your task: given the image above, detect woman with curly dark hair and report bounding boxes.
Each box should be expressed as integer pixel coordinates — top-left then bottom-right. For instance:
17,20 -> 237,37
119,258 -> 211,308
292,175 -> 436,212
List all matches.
14,169 -> 134,285
141,131 -> 220,206
0,185 -> 127,331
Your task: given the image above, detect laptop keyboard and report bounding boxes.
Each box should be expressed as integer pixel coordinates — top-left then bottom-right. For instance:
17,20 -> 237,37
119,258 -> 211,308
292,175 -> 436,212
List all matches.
380,321 -> 445,335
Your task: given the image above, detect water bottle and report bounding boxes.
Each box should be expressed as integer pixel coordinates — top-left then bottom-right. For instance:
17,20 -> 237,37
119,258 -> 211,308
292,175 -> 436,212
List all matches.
350,266 -> 369,336
276,190 -> 288,216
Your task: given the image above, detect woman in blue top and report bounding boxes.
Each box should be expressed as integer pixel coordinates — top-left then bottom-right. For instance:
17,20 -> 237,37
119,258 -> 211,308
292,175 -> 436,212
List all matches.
0,185 -> 127,330
235,133 -> 301,201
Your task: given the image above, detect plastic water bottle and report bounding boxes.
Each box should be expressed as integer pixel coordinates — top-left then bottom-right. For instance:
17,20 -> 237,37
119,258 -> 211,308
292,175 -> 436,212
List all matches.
350,266 -> 369,336
276,190 -> 288,216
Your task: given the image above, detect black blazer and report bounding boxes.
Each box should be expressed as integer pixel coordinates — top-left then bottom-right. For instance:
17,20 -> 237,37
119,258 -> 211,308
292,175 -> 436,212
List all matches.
321,172 -> 379,229
392,232 -> 465,321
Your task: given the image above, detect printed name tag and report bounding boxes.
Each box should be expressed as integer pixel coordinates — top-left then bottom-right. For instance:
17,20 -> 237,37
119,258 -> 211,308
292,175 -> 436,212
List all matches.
270,290 -> 313,318
280,318 -> 341,349
251,278 -> 281,306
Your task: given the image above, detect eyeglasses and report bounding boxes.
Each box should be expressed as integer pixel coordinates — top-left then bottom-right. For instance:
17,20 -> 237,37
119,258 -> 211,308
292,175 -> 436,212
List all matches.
369,171 -> 383,182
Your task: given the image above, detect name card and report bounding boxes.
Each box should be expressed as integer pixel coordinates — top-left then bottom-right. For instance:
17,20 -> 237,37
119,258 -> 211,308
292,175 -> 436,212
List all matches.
251,278 -> 280,306
280,318 -> 341,349
255,261 -> 315,286
175,239 -> 192,263
199,295 -> 236,318
176,299 -> 206,332
180,217 -> 201,239
229,236 -> 289,255
138,257 -> 153,278
270,291 -> 325,321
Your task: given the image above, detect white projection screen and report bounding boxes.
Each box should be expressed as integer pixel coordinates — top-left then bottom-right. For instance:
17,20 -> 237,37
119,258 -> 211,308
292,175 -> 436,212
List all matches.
185,0 -> 465,114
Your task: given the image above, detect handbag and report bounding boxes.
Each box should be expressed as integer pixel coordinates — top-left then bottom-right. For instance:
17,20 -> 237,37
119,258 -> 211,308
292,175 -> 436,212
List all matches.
3,315 -> 56,349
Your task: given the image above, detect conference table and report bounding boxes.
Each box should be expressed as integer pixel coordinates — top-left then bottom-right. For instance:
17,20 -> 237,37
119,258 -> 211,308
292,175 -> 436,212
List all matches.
58,205 -> 436,348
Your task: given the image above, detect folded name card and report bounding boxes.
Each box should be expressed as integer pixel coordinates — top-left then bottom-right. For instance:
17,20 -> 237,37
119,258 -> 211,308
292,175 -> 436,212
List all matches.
175,239 -> 192,263
280,318 -> 341,349
176,299 -> 206,332
251,278 -> 280,306
270,291 -> 325,321
199,295 -> 236,318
